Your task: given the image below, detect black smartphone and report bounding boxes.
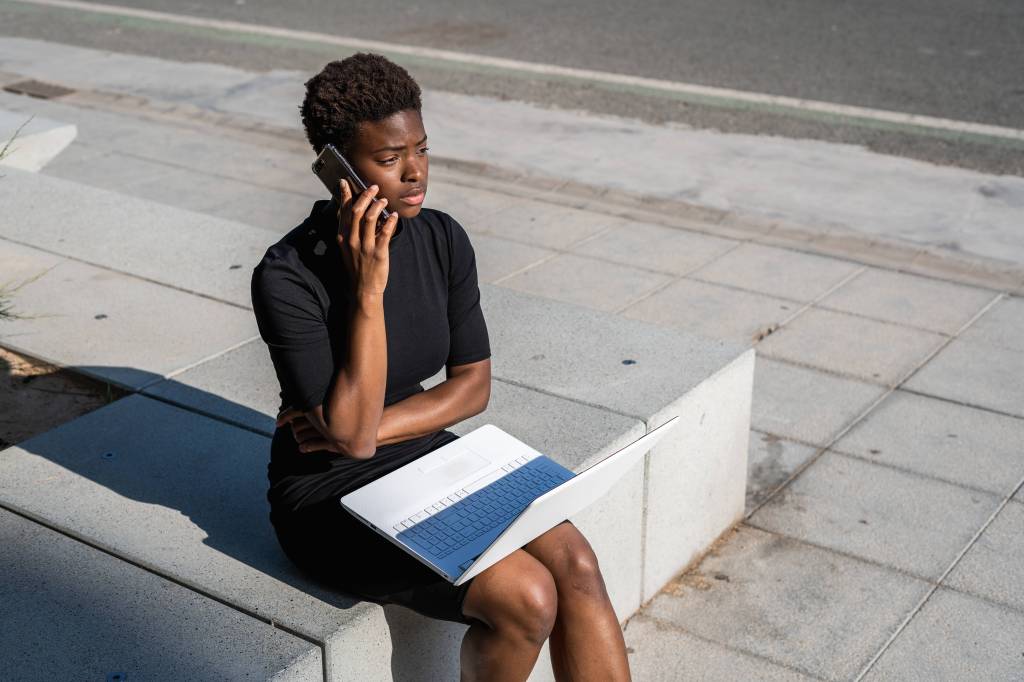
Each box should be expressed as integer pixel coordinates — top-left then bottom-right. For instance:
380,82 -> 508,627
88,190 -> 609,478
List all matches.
312,143 -> 391,224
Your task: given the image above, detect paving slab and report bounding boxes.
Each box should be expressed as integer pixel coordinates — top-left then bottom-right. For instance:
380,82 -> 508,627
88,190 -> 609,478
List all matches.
958,294 -> 1024,352
748,451 -> 1003,579
141,337 -> 279,434
862,587 -> 1024,681
623,277 -> 799,347
43,147 -> 180,191
423,182 -> 522,227
622,615 -> 817,682
0,167 -> 268,307
481,284 -> 746,421
0,239 -> 257,390
573,221 -> 739,276
468,232 -> 555,284
688,243 -> 862,302
745,431 -> 820,515
0,507 -> 320,682
0,107 -> 76,171
833,390 -> 1024,496
644,525 -> 931,681
945,500 -> 1024,613
499,253 -> 673,312
818,267 -> 998,334
0,393 -> 368,644
750,358 -> 887,446
124,165 -> 286,213
904,338 -> 1024,418
758,307 -> 947,385
482,198 -> 623,249
208,185 -> 329,234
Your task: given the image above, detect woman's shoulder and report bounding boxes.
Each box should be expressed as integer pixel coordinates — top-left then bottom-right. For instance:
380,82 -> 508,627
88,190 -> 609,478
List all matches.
252,200 -> 335,296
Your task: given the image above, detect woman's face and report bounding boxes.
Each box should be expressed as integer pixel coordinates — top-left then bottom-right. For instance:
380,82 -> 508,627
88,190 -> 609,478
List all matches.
347,109 -> 429,220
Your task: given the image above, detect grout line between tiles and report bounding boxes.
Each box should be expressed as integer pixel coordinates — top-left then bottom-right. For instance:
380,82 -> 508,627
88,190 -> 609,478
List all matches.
852,469 -> 1024,681
629,613 -> 831,681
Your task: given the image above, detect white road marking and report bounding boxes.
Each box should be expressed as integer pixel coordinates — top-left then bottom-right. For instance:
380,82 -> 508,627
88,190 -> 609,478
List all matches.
7,0 -> 1024,145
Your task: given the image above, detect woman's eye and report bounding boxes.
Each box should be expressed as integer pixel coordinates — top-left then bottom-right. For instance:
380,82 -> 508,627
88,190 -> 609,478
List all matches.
379,157 -> 399,166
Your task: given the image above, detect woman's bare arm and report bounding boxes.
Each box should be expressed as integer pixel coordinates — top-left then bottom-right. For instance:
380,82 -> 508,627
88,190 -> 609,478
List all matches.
376,358 -> 491,446
316,181 -> 397,458
284,359 -> 490,456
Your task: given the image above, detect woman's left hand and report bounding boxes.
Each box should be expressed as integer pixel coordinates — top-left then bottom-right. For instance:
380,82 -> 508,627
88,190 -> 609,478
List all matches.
276,407 -> 344,454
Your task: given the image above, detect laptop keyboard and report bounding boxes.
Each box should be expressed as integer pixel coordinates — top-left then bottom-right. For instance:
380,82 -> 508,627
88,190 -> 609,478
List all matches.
395,457 -> 572,560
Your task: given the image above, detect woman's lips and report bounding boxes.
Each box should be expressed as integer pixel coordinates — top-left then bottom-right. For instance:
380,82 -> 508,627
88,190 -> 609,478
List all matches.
399,190 -> 425,206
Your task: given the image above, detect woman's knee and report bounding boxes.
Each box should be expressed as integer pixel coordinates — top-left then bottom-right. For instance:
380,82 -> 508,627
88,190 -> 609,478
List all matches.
463,551 -> 558,645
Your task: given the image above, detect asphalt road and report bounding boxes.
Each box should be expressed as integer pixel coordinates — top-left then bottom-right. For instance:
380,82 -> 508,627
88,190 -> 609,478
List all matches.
1,0 -> 1022,175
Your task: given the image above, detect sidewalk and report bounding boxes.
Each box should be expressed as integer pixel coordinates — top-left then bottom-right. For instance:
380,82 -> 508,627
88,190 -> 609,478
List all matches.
1,43 -> 1023,681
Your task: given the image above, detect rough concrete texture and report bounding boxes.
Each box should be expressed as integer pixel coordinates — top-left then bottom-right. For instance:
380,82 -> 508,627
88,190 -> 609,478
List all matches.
501,252 -> 673,313
750,358 -> 886,446
689,243 -> 863,302
0,507 -> 321,682
481,284 -> 746,420
623,277 -> 800,347
818,267 -> 999,334
623,616 -> 818,681
904,338 -> 1024,418
470,232 -> 555,284
0,394 -> 370,643
958,294 -> 1024,352
0,107 -> 76,171
481,199 -> 625,250
573,221 -> 739,276
745,431 -> 820,515
758,307 -> 947,385
862,588 -> 1024,681
0,166 -> 269,307
644,526 -> 931,681
945,500 -> 1024,613
0,239 -> 257,390
643,349 -> 755,601
833,390 -> 1024,495
748,452 -> 1003,579
142,337 -> 280,434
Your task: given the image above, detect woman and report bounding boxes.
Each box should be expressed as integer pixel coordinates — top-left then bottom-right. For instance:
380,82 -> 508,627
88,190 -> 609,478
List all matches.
251,53 -> 631,681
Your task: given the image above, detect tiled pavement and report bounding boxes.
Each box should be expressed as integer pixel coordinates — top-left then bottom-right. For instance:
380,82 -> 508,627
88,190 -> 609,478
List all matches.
2,82 -> 1023,680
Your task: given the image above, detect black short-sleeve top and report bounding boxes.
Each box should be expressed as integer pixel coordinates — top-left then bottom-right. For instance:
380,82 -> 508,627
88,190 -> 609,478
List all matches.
250,200 -> 490,512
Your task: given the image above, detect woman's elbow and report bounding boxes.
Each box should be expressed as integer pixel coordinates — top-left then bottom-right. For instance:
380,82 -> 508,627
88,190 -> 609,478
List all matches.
334,436 -> 377,460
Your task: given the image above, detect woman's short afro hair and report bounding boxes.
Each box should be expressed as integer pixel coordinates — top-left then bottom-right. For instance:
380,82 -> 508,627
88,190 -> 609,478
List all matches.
301,53 -> 421,155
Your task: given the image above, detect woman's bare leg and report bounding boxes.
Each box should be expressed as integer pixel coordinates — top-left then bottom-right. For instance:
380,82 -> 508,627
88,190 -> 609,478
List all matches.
523,522 -> 631,681
460,549 -> 559,682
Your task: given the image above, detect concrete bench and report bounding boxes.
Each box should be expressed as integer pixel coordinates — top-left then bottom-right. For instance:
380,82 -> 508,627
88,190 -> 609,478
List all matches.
0,167 -> 753,680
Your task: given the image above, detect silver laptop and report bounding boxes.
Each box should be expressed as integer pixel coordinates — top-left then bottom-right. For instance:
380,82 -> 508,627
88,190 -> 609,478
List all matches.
340,417 -> 679,586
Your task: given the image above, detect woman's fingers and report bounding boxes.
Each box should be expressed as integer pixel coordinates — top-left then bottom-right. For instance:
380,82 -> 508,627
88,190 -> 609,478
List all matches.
347,184 -> 380,253
339,178 -> 352,206
362,196 -> 388,247
275,407 -> 300,427
378,210 -> 399,248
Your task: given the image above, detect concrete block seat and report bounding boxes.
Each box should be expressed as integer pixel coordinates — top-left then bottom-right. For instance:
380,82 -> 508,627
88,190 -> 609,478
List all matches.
0,168 -> 754,680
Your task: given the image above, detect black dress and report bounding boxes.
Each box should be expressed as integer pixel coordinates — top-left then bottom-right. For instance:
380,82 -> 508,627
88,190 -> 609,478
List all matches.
250,199 -> 491,625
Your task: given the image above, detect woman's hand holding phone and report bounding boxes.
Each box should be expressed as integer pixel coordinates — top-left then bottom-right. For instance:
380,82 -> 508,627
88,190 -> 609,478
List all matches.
336,179 -> 399,295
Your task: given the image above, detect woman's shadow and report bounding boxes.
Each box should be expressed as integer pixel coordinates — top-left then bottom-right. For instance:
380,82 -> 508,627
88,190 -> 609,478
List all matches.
1,360 -> 469,681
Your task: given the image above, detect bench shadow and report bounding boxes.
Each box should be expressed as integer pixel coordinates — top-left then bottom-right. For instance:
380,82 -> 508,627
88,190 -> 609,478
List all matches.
2,360 -> 470,679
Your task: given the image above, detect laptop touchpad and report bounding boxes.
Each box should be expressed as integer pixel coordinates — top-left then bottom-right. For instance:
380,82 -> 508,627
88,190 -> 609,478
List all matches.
418,448 -> 490,483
